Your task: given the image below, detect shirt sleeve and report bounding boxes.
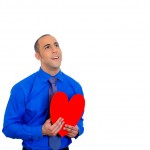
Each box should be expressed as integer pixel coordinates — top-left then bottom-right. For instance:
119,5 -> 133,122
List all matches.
2,84 -> 43,140
74,82 -> 85,138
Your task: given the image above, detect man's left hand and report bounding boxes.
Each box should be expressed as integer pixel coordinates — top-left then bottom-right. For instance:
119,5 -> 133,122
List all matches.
63,124 -> 79,138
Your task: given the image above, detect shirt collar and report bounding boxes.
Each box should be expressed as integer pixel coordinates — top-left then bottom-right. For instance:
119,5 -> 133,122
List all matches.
37,67 -> 63,82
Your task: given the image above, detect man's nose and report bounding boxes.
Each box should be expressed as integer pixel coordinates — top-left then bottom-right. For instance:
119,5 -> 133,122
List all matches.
52,46 -> 57,52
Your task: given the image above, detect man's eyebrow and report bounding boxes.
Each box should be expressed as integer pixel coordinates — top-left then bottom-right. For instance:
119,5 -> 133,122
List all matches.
54,42 -> 59,45
44,44 -> 51,48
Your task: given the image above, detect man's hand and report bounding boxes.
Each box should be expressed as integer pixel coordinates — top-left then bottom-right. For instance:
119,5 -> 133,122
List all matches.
42,117 -> 64,136
63,124 -> 79,138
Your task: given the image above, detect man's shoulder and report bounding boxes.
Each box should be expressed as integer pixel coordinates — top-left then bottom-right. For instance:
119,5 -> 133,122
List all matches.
9,71 -> 39,100
62,72 -> 83,94
14,71 -> 37,88
62,72 -> 82,87
62,72 -> 78,83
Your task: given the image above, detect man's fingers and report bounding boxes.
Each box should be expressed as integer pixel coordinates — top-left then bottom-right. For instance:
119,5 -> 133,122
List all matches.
64,124 -> 78,132
63,125 -> 79,138
50,117 -> 64,135
53,120 -> 64,134
46,118 -> 51,124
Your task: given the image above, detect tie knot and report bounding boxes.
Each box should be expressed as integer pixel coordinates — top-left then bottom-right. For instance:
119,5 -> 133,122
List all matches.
49,77 -> 58,85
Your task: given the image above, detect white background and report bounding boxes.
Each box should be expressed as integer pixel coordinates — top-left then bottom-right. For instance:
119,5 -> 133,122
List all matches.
0,0 -> 150,149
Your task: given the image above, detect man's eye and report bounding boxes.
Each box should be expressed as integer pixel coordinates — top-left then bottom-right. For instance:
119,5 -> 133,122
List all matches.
55,43 -> 59,47
45,45 -> 51,49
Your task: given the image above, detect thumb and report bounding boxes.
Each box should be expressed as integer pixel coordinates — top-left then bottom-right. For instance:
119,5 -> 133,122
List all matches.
45,118 -> 51,124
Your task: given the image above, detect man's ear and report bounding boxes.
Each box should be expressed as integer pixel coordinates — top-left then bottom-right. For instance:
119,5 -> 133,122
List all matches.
35,52 -> 41,60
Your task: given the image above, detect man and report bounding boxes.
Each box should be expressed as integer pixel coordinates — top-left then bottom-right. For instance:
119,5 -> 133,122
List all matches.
2,34 -> 84,150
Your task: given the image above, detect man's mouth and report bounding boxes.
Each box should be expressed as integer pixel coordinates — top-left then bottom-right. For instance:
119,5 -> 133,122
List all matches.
52,56 -> 59,60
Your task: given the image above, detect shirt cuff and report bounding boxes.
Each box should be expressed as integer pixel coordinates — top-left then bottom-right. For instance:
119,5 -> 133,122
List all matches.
74,127 -> 81,139
31,125 -> 43,140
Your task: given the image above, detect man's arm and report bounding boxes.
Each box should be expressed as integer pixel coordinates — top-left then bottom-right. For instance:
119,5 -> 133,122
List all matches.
2,84 -> 42,140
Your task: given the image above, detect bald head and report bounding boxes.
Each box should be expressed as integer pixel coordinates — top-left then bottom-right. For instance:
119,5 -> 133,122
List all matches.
34,34 -> 52,52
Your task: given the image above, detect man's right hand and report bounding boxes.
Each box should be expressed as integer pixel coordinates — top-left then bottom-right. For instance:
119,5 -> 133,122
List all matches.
42,117 -> 64,136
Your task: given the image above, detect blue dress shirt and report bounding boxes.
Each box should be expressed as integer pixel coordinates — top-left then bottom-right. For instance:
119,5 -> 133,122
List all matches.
2,68 -> 84,150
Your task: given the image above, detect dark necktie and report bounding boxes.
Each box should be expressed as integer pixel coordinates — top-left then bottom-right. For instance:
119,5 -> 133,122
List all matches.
48,77 -> 61,150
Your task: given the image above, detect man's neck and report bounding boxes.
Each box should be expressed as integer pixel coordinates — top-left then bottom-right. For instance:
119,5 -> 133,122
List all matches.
41,66 -> 60,76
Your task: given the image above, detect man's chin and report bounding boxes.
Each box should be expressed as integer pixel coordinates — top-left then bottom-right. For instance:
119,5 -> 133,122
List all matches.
52,66 -> 61,71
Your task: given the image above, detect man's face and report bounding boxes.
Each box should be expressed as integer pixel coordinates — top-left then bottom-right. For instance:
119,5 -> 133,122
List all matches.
36,35 -> 62,73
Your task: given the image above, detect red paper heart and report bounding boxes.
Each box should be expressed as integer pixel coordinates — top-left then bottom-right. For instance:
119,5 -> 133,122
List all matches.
50,92 -> 85,137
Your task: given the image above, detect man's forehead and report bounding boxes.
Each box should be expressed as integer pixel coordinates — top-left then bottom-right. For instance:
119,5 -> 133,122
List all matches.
38,35 -> 57,45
